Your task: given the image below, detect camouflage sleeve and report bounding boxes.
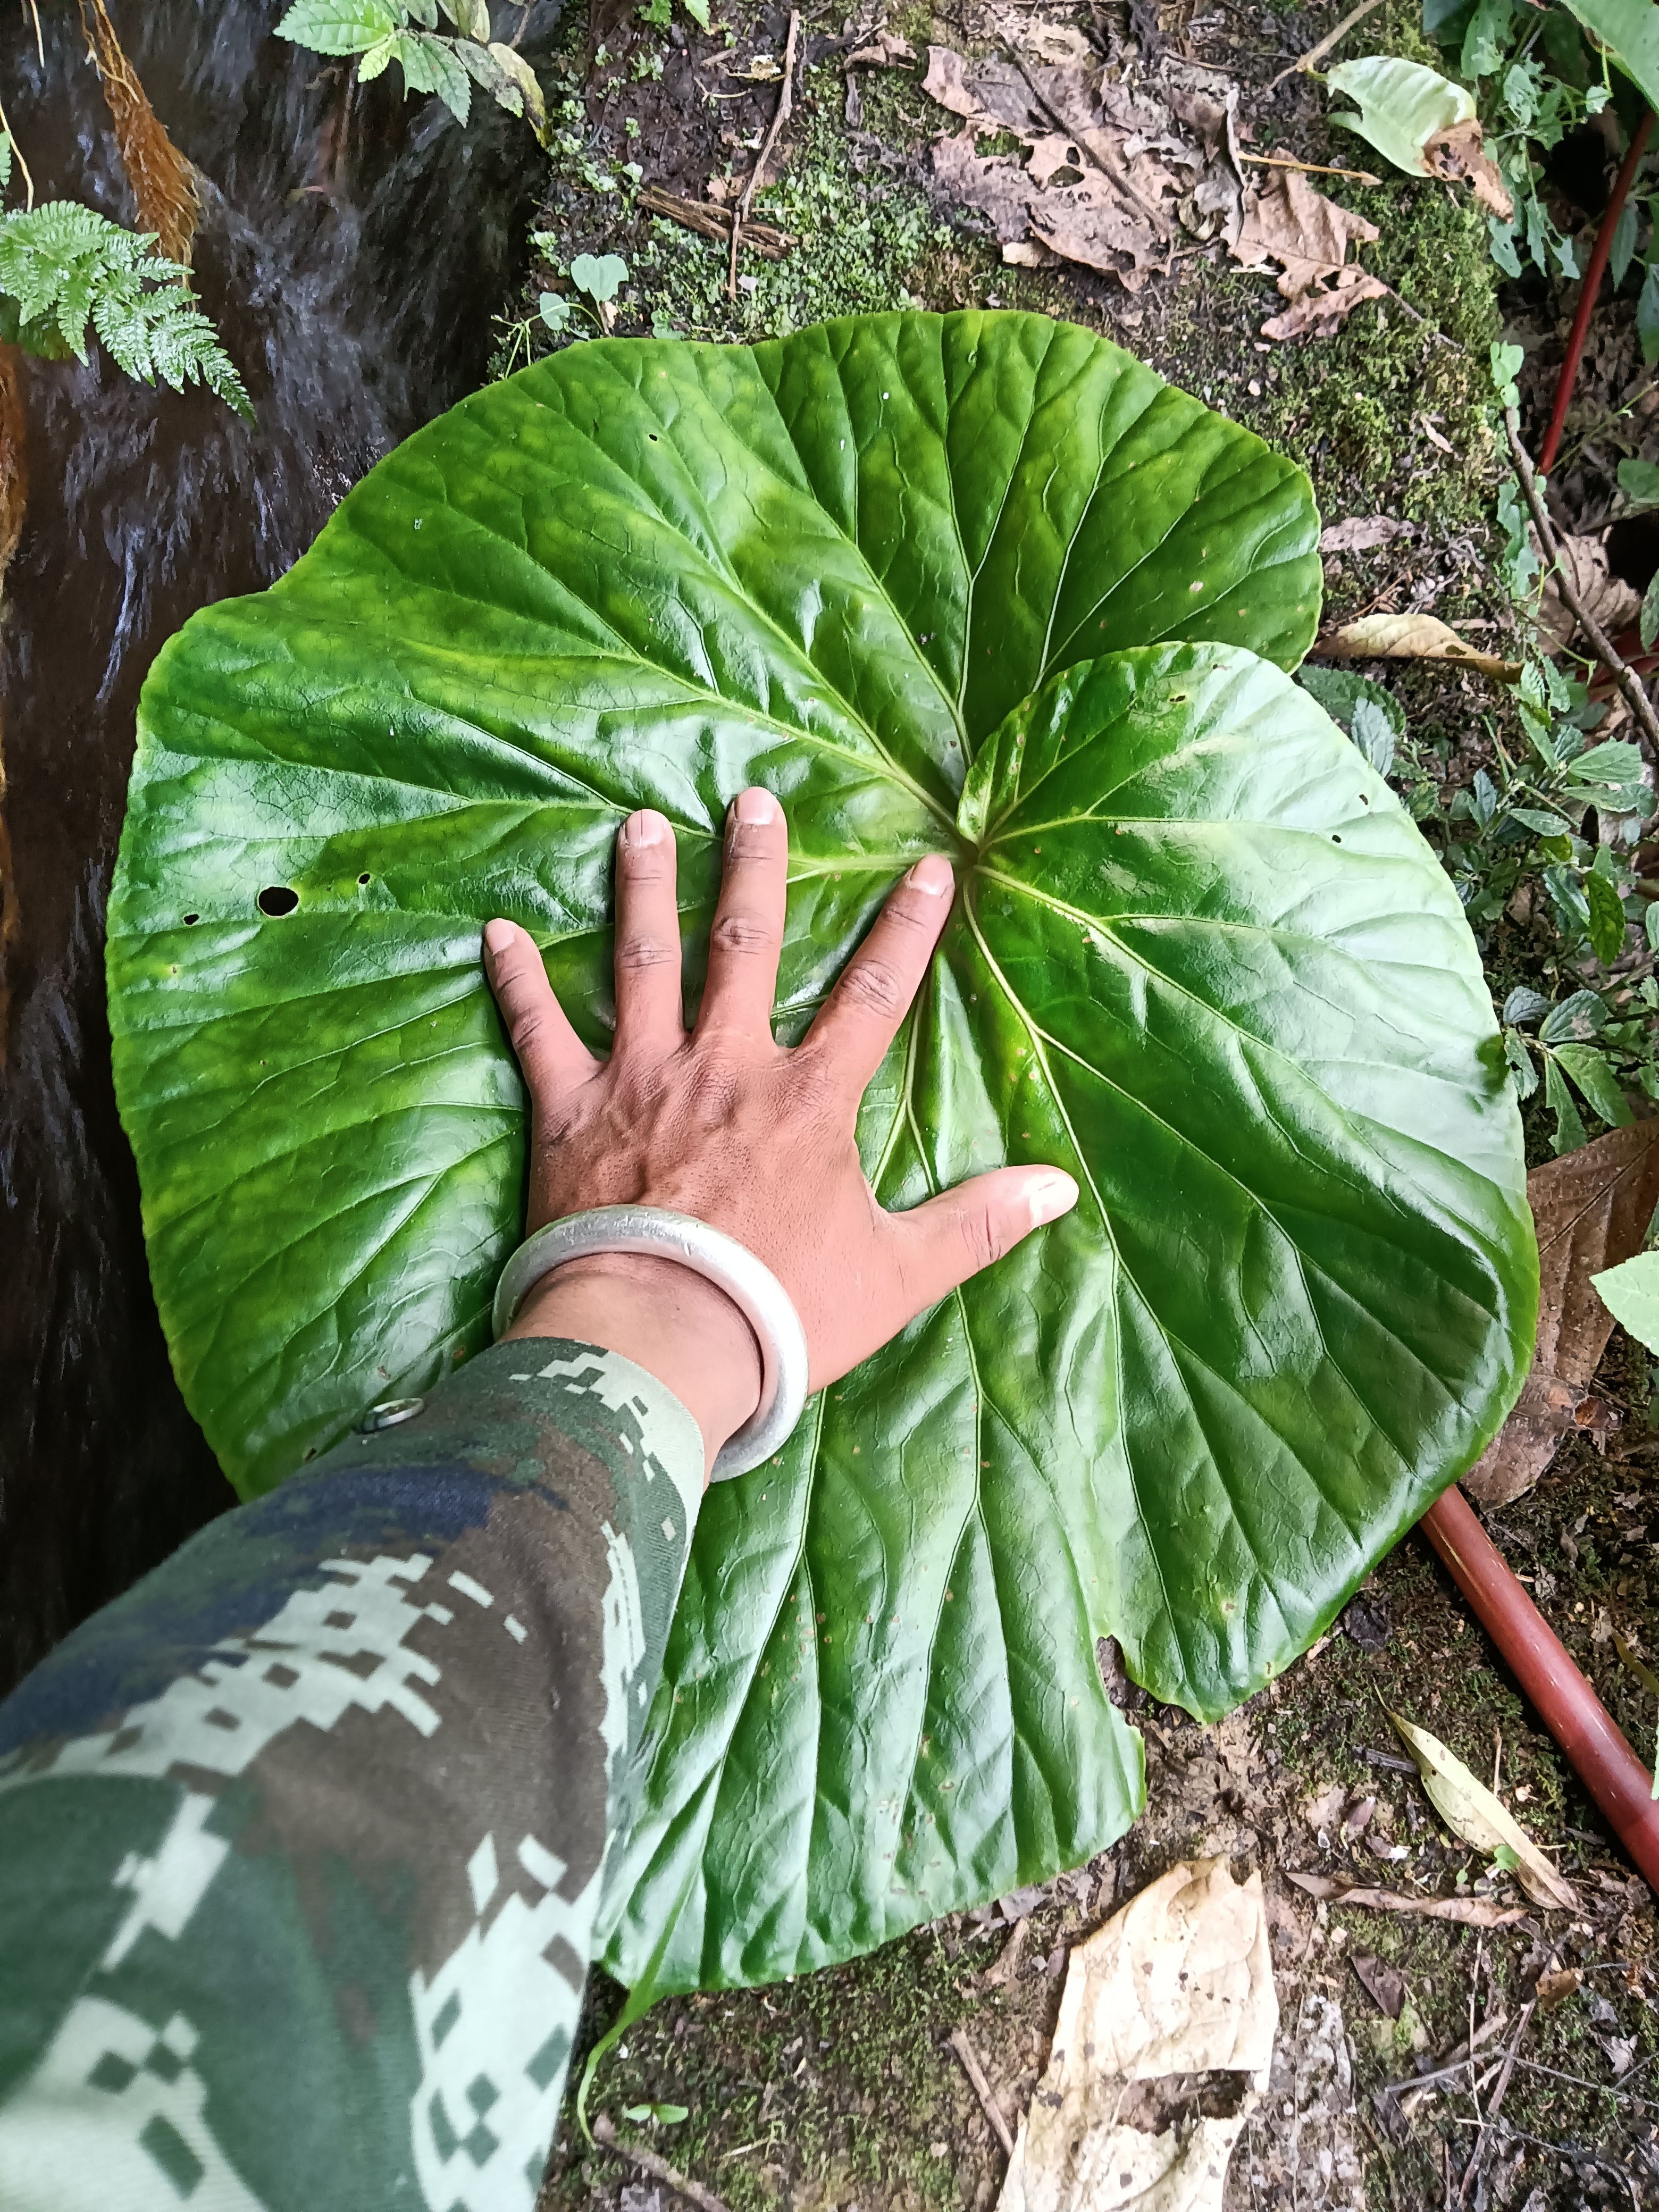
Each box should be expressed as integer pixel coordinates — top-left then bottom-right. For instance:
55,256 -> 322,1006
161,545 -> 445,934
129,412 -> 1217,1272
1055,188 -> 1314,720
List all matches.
0,1337 -> 705,2212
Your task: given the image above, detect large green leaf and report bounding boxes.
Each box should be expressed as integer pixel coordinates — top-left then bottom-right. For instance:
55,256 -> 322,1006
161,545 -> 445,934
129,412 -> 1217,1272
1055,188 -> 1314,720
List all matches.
1558,0 -> 1659,114
107,310 -> 1535,1993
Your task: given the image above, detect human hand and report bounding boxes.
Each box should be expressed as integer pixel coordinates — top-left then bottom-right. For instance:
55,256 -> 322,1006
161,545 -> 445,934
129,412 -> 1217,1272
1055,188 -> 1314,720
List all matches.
483,789 -> 1078,1472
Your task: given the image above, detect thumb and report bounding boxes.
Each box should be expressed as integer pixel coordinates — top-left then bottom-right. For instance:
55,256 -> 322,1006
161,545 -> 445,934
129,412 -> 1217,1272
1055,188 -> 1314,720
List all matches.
894,1164 -> 1079,1316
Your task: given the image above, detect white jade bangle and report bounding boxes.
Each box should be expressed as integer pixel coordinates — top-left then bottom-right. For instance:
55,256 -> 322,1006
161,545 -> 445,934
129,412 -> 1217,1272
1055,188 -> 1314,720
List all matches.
491,1205 -> 810,1480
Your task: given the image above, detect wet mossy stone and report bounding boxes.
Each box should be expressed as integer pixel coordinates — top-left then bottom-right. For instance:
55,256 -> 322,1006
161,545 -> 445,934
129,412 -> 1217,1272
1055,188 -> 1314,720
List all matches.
108,309 -> 1536,1991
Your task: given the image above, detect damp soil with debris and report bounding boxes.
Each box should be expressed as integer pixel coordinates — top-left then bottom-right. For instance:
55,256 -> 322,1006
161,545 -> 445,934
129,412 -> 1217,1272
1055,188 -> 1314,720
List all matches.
546,1414 -> 1659,2212
512,0 -> 1659,2205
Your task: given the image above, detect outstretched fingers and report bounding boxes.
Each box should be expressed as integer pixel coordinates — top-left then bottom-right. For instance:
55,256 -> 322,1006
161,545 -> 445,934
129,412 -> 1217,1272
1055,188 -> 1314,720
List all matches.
893,1164 -> 1080,1318
483,919 -> 601,1105
806,853 -> 954,1091
698,787 -> 789,1044
613,808 -> 686,1057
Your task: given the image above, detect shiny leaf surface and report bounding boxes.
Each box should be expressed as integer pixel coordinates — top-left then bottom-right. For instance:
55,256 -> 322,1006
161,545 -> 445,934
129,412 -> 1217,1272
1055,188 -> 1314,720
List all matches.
107,311 -> 1533,1993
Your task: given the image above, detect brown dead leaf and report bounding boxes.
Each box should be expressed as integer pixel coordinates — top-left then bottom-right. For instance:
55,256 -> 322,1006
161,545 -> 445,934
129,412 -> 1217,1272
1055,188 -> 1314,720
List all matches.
932,129 -> 1038,245
1537,528 -> 1643,658
1261,265 -> 1389,341
984,1913 -> 1030,1987
921,25 -> 1238,287
1352,1953 -> 1406,2019
1029,174 -> 1171,286
1230,167 -> 1386,341
848,27 -> 914,64
1316,611 -> 1521,681
1233,167 -> 1379,295
1422,117 -> 1512,219
1285,1872 -> 1527,1928
921,45 -> 1040,133
1319,515 -> 1414,555
1535,1965 -> 1582,2009
1466,1120 -> 1659,1506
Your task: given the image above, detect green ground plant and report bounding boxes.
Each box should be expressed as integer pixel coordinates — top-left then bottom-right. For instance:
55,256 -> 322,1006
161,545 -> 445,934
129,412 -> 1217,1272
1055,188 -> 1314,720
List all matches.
273,0 -> 549,139
0,137 -> 250,417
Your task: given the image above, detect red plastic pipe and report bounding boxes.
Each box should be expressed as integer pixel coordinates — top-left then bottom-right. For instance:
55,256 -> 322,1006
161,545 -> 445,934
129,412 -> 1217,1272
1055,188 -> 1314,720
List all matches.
1420,1482 -> 1659,1891
1539,106 -> 1654,477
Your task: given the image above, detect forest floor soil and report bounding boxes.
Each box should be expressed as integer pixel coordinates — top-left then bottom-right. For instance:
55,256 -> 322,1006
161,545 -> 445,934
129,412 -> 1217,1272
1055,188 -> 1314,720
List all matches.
518,0 -> 1659,2202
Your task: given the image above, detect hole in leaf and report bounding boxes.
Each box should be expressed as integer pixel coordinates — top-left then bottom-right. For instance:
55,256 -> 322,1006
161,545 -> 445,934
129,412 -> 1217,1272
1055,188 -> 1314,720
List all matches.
182,912 -> 199,926
358,872 -> 371,885
257,885 -> 299,917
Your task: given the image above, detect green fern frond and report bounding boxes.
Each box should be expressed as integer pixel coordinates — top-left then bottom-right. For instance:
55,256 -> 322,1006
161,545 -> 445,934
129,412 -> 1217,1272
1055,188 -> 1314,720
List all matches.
0,201 -> 252,419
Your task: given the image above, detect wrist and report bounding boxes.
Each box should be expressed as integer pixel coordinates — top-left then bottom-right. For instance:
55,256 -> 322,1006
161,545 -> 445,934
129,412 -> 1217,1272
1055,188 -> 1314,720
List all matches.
504,1249 -> 763,1479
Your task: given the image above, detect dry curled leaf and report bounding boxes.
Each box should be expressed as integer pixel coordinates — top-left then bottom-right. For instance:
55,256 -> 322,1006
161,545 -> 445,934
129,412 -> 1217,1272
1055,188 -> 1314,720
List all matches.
1317,611 -> 1521,680
1319,515 -> 1414,555
922,26 -> 1239,288
1467,1120 -> 1659,1506
1233,167 -> 1378,294
1536,528 -> 1643,658
1535,1965 -> 1582,2008
1230,168 -> 1385,341
1351,1953 -> 1406,2019
1285,1872 -> 1528,1928
1261,266 -> 1389,341
1422,118 -> 1513,219
1388,1711 -> 1577,1911
848,27 -> 915,64
999,1860 -> 1277,2212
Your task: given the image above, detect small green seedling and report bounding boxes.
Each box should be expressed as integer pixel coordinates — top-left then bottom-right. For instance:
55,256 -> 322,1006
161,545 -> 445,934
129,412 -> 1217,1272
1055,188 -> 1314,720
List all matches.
535,244 -> 631,340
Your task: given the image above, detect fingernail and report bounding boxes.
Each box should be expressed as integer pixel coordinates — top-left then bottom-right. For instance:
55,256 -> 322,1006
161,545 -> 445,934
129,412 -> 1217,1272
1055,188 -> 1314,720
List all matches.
483,918 -> 515,957
907,853 -> 953,897
1028,1169 -> 1078,1227
734,786 -> 778,826
622,808 -> 666,848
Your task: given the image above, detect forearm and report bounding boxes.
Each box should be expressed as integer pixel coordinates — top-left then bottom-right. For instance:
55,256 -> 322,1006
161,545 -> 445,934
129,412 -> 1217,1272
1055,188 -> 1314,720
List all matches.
507,1250 -> 760,1478
0,1338 -> 703,2211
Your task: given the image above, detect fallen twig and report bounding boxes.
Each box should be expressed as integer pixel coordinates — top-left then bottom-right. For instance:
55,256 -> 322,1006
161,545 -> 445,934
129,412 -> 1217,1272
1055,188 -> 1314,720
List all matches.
1503,408 -> 1659,754
1264,0 -> 1385,92
728,7 -> 800,300
1286,1871 -> 1527,1928
1503,2054 -> 1659,2113
1453,2119 -> 1643,2212
949,2026 -> 1016,2158
1376,2010 -> 1510,2112
640,186 -> 792,258
1459,2000 -> 1534,2203
1241,151 -> 1381,186
593,2115 -> 735,2212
